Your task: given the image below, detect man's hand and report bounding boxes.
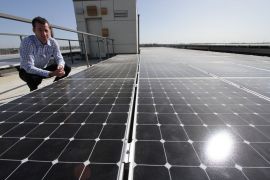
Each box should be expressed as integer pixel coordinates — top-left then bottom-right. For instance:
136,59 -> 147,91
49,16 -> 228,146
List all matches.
49,67 -> 65,77
57,65 -> 64,70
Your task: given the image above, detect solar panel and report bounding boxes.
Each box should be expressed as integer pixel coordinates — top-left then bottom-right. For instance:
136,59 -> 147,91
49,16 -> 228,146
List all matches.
224,78 -> 270,98
133,78 -> 270,180
71,56 -> 137,79
131,48 -> 270,180
0,55 -> 138,180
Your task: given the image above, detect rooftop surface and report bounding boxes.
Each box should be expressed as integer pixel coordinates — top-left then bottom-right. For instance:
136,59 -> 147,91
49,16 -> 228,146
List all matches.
0,47 -> 270,180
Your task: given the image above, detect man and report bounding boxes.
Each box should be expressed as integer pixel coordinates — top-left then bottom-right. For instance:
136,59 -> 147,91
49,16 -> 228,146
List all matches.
19,16 -> 71,91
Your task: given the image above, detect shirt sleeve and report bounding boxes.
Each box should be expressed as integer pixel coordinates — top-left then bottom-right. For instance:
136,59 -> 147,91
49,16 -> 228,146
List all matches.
20,38 -> 50,77
52,38 -> 65,67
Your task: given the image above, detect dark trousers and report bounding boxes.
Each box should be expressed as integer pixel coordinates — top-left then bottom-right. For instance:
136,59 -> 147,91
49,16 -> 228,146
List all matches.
19,64 -> 71,91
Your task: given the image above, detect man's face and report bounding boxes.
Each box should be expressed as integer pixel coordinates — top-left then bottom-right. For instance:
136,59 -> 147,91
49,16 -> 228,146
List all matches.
33,22 -> 50,44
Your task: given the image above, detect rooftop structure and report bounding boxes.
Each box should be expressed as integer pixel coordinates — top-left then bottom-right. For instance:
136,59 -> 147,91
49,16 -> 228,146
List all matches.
73,0 -> 139,58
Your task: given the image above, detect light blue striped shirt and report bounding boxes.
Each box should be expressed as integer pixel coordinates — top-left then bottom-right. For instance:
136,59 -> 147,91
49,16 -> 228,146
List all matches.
20,35 -> 65,77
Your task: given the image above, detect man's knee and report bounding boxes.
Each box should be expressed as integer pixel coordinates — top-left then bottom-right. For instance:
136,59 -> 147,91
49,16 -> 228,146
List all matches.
19,69 -> 43,90
64,65 -> 71,75
27,76 -> 42,91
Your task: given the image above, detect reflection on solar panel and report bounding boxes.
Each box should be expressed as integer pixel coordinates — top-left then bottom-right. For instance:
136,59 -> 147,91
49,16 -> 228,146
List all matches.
1,48 -> 270,180
133,79 -> 270,180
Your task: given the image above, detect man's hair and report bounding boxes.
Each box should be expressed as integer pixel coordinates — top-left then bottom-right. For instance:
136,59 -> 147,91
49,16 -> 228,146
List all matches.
32,16 -> 49,28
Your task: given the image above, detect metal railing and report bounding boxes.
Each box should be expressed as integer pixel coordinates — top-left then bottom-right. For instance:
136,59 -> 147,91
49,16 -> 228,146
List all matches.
0,33 -> 82,64
0,12 -> 115,67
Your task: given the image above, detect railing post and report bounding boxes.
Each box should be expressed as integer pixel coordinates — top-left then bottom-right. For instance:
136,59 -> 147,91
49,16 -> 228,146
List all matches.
82,34 -> 90,67
68,40 -> 74,64
97,37 -> 101,60
19,35 -> 23,42
79,39 -> 84,60
112,39 -> 115,55
106,38 -> 109,58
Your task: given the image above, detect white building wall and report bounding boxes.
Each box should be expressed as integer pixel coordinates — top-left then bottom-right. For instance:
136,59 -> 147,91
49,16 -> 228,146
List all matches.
73,0 -> 138,57
100,1 -> 114,21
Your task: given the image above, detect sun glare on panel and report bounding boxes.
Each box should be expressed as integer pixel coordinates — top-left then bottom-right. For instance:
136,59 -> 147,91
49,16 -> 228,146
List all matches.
206,131 -> 234,162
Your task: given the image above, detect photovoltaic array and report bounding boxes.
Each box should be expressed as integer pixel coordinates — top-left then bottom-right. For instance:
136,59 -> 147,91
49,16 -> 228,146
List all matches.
0,55 -> 138,180
1,48 -> 270,180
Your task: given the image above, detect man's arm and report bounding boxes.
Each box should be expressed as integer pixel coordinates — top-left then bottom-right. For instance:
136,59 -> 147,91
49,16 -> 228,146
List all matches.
20,38 -> 51,77
52,38 -> 65,68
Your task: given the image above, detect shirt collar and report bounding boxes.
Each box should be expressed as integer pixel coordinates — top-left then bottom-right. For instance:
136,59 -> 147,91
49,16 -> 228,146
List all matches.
34,35 -> 52,46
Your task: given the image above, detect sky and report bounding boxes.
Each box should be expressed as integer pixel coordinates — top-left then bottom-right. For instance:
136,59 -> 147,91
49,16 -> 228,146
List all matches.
0,0 -> 78,48
1,0 -> 270,48
139,0 -> 270,44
